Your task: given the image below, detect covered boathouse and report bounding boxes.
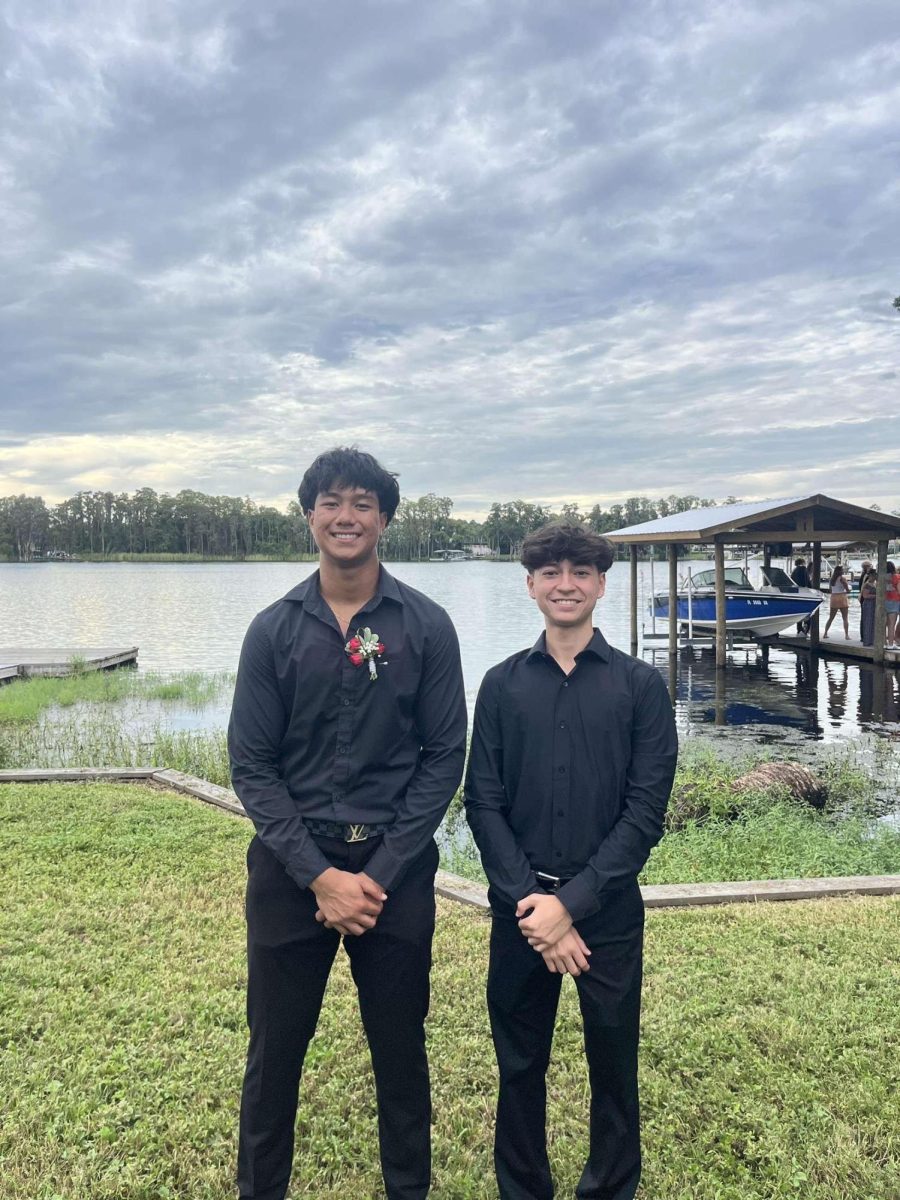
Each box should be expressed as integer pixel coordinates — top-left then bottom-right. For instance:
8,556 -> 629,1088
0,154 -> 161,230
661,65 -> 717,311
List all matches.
605,495 -> 900,667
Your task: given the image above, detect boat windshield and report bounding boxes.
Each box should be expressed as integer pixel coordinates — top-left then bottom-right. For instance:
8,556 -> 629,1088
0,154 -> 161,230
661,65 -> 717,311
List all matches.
688,567 -> 754,591
761,566 -> 799,592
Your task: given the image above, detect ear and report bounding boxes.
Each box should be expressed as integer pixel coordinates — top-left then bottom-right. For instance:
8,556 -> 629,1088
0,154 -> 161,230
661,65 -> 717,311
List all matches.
596,572 -> 607,600
526,573 -> 536,598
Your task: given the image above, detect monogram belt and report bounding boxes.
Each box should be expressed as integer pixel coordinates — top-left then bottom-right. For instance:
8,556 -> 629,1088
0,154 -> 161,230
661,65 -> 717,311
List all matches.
305,818 -> 392,844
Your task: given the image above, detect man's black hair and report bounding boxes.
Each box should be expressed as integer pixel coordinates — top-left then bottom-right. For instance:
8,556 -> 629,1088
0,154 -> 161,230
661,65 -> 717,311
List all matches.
520,521 -> 614,573
298,446 -> 401,523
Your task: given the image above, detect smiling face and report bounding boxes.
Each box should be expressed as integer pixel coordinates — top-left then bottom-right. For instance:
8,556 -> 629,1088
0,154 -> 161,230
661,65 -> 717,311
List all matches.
526,558 -> 606,631
307,485 -> 387,568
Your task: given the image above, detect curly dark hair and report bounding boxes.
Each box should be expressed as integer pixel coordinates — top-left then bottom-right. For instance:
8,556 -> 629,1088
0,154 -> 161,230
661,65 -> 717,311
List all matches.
297,446 -> 401,523
520,521 -> 614,573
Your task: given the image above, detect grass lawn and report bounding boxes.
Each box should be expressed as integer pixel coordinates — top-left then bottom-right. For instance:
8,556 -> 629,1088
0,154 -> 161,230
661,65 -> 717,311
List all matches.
1,782 -> 898,1199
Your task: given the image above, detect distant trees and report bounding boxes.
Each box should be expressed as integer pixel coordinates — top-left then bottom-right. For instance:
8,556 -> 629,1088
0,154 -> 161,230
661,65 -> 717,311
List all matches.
0,487 -> 731,561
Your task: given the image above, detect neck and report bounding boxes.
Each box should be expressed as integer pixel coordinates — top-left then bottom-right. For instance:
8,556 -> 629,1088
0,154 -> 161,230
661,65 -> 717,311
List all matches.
545,622 -> 595,672
318,556 -> 382,609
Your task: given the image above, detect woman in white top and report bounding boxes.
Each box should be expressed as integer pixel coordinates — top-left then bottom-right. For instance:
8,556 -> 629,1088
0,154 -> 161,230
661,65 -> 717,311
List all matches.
824,564 -> 851,639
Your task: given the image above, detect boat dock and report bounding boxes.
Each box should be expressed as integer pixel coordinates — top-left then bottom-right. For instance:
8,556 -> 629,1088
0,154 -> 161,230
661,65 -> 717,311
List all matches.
0,647 -> 139,679
769,633 -> 900,663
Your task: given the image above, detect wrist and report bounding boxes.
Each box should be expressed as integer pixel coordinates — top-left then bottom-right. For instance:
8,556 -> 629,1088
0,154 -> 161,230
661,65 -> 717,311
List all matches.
310,866 -> 341,895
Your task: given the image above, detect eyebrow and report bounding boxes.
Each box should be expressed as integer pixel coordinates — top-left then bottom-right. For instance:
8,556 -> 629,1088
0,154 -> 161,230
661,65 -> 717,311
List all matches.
320,489 -> 378,501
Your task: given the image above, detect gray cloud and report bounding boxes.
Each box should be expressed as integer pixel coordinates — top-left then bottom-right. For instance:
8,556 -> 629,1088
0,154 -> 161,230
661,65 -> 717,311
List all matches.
2,0 -> 898,511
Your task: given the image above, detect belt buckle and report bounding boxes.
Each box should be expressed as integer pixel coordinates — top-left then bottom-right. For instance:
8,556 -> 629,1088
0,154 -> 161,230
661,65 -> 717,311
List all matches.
346,823 -> 368,843
536,871 -> 561,889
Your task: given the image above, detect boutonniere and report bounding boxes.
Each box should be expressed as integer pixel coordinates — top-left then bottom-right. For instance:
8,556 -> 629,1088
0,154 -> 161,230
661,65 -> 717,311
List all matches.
345,627 -> 387,681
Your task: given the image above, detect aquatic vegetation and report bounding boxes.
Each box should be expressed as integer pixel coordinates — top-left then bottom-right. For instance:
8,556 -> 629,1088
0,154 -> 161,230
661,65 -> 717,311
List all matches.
0,670 -> 233,725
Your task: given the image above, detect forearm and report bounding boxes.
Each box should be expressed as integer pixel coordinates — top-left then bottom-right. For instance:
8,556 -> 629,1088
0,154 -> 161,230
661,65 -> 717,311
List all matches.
465,804 -> 540,910
365,742 -> 466,890
557,803 -> 666,922
228,755 -> 331,887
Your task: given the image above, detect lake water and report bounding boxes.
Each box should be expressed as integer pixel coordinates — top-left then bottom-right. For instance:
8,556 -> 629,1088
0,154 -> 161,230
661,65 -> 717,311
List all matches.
2,560 -> 900,746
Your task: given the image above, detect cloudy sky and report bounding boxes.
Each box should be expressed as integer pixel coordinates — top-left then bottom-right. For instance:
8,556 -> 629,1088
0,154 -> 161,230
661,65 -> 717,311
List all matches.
2,0 -> 898,516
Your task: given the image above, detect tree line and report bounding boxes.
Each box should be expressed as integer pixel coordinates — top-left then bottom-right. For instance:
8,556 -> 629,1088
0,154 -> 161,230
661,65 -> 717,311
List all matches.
0,488 -> 730,562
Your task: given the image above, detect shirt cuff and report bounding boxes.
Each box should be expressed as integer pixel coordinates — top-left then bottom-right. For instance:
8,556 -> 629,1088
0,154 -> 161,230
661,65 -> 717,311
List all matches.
285,844 -> 333,891
363,844 -> 403,893
556,874 -> 599,923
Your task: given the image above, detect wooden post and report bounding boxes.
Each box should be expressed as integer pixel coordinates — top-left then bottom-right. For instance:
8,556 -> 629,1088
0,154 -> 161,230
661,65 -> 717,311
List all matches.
714,658 -> 726,725
668,544 -> 678,657
874,539 -> 888,665
810,541 -> 822,649
630,545 -> 638,655
715,542 -> 729,672
763,542 -> 772,575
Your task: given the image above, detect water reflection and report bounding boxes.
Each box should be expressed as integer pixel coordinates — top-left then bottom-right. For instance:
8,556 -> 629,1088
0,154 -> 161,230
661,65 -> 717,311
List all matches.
645,643 -> 900,742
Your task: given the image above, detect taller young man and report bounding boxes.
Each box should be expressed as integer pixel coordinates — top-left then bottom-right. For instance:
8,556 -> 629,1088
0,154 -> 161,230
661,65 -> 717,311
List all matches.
228,447 -> 467,1200
465,522 -> 677,1200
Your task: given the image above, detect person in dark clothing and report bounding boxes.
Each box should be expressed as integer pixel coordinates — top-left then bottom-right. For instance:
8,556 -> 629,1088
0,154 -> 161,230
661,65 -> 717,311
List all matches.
465,521 -> 678,1200
790,557 -> 811,589
858,561 -> 877,647
791,557 -> 812,634
228,447 -> 467,1200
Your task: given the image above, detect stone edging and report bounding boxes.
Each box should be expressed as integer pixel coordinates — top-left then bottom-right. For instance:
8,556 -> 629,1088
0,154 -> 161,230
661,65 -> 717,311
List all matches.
3,768 -> 900,911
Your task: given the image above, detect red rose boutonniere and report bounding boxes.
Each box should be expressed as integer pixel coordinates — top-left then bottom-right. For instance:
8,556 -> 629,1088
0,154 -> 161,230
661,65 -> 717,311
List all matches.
345,627 -> 387,681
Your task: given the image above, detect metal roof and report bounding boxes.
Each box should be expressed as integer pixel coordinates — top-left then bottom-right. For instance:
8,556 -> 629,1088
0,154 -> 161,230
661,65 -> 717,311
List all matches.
606,494 -> 900,544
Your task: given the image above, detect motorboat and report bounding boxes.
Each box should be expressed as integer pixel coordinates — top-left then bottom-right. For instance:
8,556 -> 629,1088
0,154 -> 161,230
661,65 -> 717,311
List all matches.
650,566 -> 825,638
428,549 -> 470,562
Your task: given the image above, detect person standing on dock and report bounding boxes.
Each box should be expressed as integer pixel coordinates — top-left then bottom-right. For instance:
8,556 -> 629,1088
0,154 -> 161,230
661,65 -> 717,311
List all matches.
858,561 -> 877,647
824,564 -> 851,640
884,561 -> 899,649
228,446 -> 467,1200
791,557 -> 812,635
464,521 -> 678,1200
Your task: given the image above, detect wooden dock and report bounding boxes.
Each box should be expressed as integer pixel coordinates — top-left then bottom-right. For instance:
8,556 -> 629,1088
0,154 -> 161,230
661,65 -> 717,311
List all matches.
0,647 -> 139,679
766,632 -> 900,663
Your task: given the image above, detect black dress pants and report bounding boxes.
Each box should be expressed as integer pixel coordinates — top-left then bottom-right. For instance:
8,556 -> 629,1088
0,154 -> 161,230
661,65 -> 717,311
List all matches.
486,883 -> 644,1200
237,834 -> 439,1200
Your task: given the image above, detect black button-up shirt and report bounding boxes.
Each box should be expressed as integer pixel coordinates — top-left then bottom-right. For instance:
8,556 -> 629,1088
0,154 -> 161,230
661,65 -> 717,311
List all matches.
464,628 -> 678,920
228,567 -> 467,893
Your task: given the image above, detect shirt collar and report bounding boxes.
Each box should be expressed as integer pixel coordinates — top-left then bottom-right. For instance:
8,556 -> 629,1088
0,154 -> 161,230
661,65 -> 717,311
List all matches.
526,627 -> 611,664
282,564 -> 404,610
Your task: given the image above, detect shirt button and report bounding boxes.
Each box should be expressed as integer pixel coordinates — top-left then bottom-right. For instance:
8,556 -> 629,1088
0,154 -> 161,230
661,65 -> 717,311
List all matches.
338,745 -> 348,755
558,765 -> 566,774
562,681 -> 569,688
343,699 -> 352,707
559,721 -> 566,729
555,851 -> 563,858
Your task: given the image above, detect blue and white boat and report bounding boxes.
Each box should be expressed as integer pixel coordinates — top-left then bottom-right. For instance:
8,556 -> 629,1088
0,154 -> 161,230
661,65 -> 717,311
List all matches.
651,566 -> 825,638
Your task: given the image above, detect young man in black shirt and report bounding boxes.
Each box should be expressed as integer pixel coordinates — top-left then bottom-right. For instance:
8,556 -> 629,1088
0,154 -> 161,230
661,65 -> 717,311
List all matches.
465,521 -> 678,1200
228,447 -> 467,1200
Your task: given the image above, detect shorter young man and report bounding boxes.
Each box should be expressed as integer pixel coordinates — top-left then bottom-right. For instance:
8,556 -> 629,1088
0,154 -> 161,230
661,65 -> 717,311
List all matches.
465,522 -> 677,1200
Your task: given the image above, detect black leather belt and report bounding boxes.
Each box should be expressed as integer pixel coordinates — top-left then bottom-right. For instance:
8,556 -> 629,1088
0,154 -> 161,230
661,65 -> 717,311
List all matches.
535,871 -> 575,892
305,818 -> 392,843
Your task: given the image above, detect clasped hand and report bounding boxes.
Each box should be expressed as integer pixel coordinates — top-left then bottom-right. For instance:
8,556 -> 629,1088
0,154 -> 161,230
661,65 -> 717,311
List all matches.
516,892 -> 591,976
311,867 -> 387,936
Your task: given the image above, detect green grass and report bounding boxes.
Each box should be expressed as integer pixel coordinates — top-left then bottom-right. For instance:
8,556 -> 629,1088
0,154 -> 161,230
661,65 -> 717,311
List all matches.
642,800 -> 900,884
0,670 -> 232,725
1,781 -> 898,1199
